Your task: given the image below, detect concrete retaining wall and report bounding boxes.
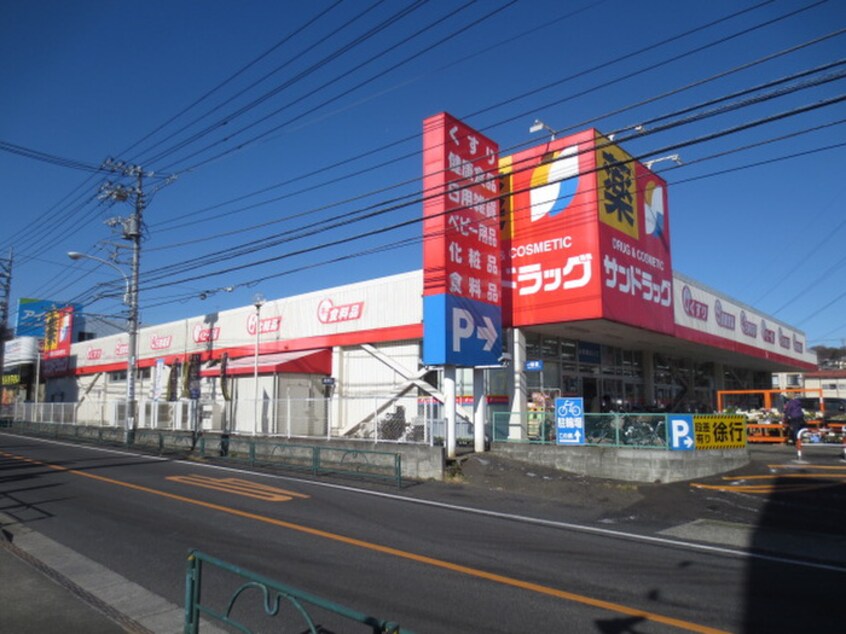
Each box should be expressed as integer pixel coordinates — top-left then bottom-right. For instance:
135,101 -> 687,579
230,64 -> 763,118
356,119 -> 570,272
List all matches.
492,443 -> 749,483
303,439 -> 445,481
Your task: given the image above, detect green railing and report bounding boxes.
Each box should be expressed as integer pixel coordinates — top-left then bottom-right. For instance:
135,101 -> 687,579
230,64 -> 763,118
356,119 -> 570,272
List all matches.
184,549 -> 412,634
1,421 -> 403,487
198,435 -> 403,488
491,412 -> 669,448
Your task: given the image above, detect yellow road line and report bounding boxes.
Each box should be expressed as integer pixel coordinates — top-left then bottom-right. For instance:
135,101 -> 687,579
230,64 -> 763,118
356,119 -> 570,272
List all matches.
721,473 -> 846,480
767,464 -> 846,471
690,482 -> 841,494
0,450 -> 728,634
166,475 -> 310,502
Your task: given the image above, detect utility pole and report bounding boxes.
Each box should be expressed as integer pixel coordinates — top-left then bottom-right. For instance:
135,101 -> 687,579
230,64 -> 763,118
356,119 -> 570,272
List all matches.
100,161 -> 145,443
0,250 -> 12,413
126,166 -> 143,442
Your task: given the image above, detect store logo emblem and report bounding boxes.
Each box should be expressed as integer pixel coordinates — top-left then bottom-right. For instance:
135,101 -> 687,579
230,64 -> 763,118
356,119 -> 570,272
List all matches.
761,320 -> 775,344
115,342 -> 129,356
318,299 -> 364,324
714,300 -> 736,331
87,347 -> 103,361
682,286 -> 708,321
778,328 -> 791,350
193,324 -> 220,344
740,311 -> 757,338
150,335 -> 172,350
643,181 -> 665,238
528,145 -> 580,223
247,314 -> 281,336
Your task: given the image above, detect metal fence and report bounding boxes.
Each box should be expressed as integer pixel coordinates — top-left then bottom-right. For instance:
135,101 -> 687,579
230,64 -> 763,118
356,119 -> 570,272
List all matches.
185,549 -> 412,633
491,411 -> 669,449
3,401 -> 670,448
4,397 -> 457,446
3,421 -> 405,487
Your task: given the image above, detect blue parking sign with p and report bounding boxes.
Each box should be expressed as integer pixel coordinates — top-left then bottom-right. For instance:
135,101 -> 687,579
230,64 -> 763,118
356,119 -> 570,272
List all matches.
669,415 -> 695,451
555,397 -> 585,445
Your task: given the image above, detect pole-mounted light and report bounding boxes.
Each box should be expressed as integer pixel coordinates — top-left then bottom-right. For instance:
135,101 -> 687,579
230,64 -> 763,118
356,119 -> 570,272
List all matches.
68,250 -> 136,443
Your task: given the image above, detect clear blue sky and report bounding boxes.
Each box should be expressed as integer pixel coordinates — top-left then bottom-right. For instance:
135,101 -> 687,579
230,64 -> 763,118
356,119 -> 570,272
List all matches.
1,0 -> 844,347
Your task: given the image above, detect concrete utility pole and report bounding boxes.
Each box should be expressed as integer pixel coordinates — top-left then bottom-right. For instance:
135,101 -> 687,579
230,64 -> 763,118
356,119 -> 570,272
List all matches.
0,250 -> 12,411
99,161 -> 145,443
126,166 -> 143,441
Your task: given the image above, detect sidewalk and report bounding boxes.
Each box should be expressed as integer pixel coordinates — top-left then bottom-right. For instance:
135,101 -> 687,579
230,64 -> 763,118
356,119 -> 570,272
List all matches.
0,512 -> 198,634
0,538 -> 132,633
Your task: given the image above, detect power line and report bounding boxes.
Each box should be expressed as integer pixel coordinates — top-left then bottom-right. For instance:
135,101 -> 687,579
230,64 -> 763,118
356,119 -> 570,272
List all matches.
119,0 -> 350,162
146,9 -> 841,241
129,138 -> 846,318
133,70 -> 846,283
142,0 -> 436,168
144,56 -> 846,255
132,96 -> 846,294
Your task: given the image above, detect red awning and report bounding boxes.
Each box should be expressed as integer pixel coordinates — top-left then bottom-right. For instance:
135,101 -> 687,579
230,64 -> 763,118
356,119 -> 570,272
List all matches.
200,349 -> 331,377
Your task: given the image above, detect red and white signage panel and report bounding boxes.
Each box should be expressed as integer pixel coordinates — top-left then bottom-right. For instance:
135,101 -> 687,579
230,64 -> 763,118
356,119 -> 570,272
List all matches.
596,135 -> 674,335
422,112 -> 500,305
501,130 -> 674,334
500,129 -> 601,327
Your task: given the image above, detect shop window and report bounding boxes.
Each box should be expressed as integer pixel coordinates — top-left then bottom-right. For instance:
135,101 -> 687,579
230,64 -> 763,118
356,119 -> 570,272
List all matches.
622,350 -> 642,378
525,333 -> 541,361
560,339 -> 577,372
541,338 -> 559,359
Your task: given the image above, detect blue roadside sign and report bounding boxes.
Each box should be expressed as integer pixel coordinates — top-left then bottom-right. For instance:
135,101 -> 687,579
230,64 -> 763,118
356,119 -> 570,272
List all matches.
669,415 -> 696,451
555,397 -> 585,445
422,293 -> 501,366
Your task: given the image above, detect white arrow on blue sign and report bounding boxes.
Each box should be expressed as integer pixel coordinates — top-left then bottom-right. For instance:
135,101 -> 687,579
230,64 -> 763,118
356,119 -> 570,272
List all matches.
555,397 -> 585,445
669,415 -> 695,451
422,294 -> 502,366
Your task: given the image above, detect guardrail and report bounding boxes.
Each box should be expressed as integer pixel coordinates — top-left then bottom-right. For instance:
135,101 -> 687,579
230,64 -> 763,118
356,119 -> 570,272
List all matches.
184,549 -> 412,634
199,435 -> 403,488
0,421 -> 403,488
746,423 -> 789,443
795,427 -> 846,461
747,421 -> 846,445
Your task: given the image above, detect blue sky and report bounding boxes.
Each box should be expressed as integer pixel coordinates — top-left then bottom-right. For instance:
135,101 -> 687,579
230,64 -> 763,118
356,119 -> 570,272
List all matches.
1,0 -> 844,348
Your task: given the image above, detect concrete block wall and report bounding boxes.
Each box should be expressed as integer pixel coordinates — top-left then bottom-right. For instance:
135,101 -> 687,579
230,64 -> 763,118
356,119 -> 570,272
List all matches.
493,444 -> 749,483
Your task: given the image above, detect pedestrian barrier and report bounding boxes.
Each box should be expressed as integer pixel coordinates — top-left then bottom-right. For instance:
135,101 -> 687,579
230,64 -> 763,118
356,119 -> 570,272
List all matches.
200,435 -> 403,488
184,549 -> 411,633
0,420 -> 403,488
746,423 -> 789,444
795,427 -> 846,461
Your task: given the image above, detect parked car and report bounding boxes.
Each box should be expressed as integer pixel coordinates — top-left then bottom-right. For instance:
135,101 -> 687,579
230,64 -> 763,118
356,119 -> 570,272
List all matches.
797,397 -> 846,421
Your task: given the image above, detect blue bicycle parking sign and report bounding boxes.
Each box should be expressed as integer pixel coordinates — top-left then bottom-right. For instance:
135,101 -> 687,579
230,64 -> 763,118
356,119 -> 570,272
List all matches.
555,397 -> 585,445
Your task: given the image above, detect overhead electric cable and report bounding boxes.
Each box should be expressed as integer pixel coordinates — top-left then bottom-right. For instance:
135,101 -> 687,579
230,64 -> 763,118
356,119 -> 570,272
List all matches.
120,0 -> 348,160
154,1 -> 515,174
142,0 -> 434,167
133,95 -> 846,291
130,138 -> 846,316
148,3 -> 832,236
138,70 -> 846,278
146,57 -> 846,251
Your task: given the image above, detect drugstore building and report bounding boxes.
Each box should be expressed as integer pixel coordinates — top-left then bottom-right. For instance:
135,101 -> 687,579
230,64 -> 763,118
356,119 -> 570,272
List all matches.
36,116 -> 816,436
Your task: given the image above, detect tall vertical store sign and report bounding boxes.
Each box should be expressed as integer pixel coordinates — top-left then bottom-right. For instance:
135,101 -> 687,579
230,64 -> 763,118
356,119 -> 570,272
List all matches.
422,112 -> 502,366
41,305 -> 74,359
500,130 -> 673,333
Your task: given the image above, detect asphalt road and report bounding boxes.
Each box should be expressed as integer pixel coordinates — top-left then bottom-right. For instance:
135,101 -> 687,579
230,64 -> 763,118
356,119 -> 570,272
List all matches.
1,432 -> 844,633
